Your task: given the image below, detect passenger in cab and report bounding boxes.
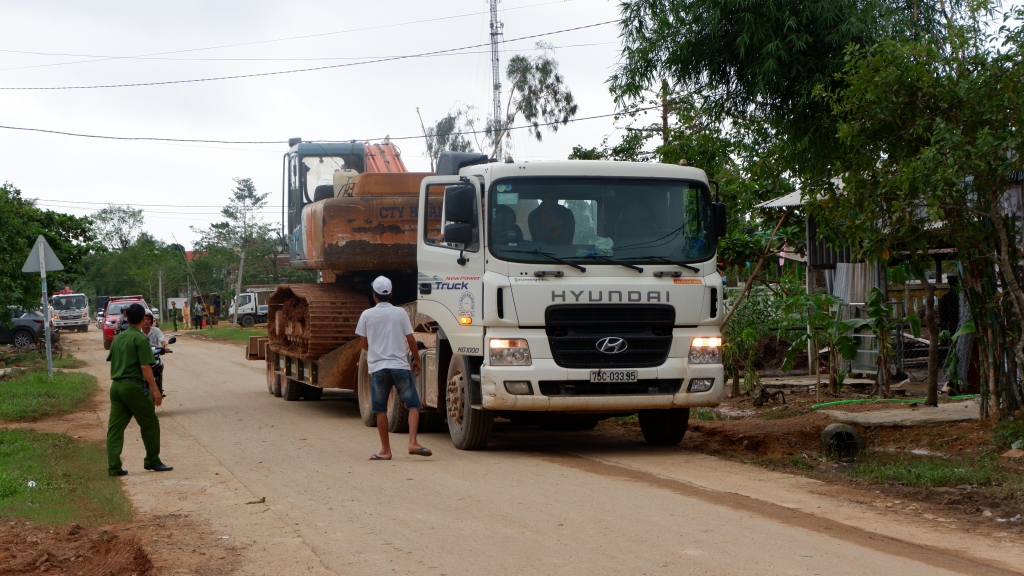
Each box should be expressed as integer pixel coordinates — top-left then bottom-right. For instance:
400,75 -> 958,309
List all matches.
527,191 -> 575,245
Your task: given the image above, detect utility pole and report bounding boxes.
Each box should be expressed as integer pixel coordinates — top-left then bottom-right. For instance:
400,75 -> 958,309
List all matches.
232,249 -> 245,329
489,0 -> 504,159
158,269 -> 164,325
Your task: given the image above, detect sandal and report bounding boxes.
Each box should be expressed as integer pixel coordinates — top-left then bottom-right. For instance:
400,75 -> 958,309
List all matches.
369,453 -> 392,461
408,447 -> 432,457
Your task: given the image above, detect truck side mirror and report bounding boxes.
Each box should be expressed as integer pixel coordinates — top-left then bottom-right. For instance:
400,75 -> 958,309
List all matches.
444,185 -> 476,223
713,203 -> 727,238
443,222 -> 473,245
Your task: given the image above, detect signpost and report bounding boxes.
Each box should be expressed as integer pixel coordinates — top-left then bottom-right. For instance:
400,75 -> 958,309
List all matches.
22,235 -> 64,378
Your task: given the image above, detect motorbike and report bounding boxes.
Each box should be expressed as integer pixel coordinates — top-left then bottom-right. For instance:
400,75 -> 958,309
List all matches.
151,336 -> 176,397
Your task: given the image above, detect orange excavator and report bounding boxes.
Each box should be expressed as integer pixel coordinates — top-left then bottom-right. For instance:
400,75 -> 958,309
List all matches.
261,138 -> 441,407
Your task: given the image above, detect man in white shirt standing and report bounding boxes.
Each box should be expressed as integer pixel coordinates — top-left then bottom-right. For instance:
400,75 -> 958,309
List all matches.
356,276 -> 430,460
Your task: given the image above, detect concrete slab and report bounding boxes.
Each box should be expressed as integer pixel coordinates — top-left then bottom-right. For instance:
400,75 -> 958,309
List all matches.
820,400 -> 980,427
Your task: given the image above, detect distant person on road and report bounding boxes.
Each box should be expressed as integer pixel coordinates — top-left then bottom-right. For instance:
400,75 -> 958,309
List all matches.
105,303 -> 173,476
356,276 -> 430,460
182,299 -> 191,330
192,298 -> 204,330
170,301 -> 179,331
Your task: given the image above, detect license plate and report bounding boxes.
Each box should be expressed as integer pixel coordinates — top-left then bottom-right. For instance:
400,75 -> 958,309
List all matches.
589,370 -> 638,383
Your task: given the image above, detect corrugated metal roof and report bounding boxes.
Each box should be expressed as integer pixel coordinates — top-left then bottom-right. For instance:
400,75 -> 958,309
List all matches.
756,190 -> 803,208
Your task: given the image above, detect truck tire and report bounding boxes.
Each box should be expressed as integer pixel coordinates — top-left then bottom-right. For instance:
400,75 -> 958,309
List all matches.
82,325 -> 89,332
103,338 -> 111,351
638,408 -> 690,446
445,354 -> 493,450
240,315 -> 255,328
305,385 -> 323,401
387,388 -> 410,433
356,351 -> 376,427
266,363 -> 282,396
282,378 -> 304,401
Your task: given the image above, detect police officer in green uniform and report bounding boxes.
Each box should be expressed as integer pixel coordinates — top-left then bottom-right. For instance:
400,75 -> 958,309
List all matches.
106,303 -> 173,476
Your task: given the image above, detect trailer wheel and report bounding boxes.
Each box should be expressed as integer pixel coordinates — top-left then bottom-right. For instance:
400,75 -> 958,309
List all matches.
638,408 -> 690,446
304,385 -> 323,401
282,378 -> 303,401
445,354 -> 493,450
240,315 -> 255,328
266,363 -> 282,396
356,351 -> 376,427
387,388 -> 410,433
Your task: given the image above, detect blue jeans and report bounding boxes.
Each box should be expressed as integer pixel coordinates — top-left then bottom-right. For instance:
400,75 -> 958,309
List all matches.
371,369 -> 422,414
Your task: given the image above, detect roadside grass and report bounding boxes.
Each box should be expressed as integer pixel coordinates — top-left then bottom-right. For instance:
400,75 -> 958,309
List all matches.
0,369 -> 97,422
848,452 -> 1015,488
0,429 -> 132,525
993,419 -> 1024,449
1,349 -> 85,370
186,325 -> 267,342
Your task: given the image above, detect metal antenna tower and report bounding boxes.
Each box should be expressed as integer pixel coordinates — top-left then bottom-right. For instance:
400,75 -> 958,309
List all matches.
489,0 -> 504,159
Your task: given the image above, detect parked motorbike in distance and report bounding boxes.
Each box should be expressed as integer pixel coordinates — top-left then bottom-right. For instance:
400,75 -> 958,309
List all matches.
151,336 -> 176,398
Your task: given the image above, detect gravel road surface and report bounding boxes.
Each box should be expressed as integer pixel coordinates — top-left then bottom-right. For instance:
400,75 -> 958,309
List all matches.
66,328 -> 1023,575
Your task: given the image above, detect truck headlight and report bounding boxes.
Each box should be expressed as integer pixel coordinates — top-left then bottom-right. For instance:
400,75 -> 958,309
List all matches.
489,339 -> 532,366
688,337 -> 722,364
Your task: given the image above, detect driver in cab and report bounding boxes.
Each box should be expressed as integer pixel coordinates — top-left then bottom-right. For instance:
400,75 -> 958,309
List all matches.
527,191 -> 575,245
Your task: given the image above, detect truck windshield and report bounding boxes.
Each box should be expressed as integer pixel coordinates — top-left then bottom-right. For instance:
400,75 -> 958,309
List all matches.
52,296 -> 86,310
488,177 -> 714,265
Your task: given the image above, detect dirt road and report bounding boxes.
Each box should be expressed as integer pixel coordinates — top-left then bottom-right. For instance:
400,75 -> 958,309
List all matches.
65,328 -> 1022,575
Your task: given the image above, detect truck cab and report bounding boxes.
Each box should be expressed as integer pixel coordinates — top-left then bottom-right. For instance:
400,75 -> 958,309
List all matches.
229,289 -> 273,328
50,292 -> 90,332
414,153 -> 727,449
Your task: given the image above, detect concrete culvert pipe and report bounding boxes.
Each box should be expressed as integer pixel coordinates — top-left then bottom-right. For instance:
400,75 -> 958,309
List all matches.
820,424 -> 865,459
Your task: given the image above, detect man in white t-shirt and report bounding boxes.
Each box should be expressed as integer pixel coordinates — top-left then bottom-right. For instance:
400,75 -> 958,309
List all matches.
355,276 -> 430,460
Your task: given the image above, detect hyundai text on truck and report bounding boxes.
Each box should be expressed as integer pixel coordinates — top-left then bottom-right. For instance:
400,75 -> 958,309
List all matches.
255,141 -> 726,449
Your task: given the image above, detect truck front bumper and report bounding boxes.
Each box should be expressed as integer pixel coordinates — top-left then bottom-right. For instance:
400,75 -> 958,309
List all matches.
480,357 -> 724,412
55,319 -> 89,328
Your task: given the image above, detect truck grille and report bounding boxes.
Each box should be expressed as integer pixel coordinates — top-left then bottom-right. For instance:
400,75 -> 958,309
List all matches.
545,305 -> 674,368
538,379 -> 683,396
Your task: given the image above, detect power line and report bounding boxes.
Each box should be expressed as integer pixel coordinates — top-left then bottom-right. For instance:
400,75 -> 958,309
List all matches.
0,0 -> 576,70
0,105 -> 659,145
0,42 -> 614,71
0,21 -> 614,91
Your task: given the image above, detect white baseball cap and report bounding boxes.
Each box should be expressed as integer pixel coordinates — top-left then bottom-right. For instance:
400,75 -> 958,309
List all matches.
371,275 -> 392,296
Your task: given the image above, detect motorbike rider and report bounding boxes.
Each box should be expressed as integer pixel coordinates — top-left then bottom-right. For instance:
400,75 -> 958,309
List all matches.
142,311 -> 171,397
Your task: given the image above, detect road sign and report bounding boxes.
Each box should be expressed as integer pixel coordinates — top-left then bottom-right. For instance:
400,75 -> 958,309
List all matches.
21,235 -> 64,273
21,235 -> 62,378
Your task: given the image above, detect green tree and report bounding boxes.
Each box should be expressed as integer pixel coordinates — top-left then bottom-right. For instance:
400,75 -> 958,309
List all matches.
488,43 -> 578,158
419,106 -> 476,171
814,4 -> 1024,414
0,183 -> 96,323
90,204 -> 144,252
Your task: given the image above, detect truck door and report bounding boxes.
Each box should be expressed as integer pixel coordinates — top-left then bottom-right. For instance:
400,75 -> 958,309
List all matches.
417,176 -> 485,355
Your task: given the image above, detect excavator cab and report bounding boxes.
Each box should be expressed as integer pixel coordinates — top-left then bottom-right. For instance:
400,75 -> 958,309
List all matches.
283,139 -> 408,264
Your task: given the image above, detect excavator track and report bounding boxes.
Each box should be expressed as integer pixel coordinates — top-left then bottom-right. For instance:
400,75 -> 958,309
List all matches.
267,284 -> 371,361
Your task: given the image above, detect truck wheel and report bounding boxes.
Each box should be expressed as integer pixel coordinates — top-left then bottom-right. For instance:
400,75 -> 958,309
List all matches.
638,408 -> 690,446
282,378 -> 304,401
240,315 -> 255,328
356,351 -> 376,427
266,362 -> 282,396
103,338 -> 111,351
82,325 -> 89,332
387,388 -> 410,433
445,355 -> 493,450
305,385 -> 323,401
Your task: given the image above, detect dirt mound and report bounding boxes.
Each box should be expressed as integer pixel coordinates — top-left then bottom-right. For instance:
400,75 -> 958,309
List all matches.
1,520 -> 153,576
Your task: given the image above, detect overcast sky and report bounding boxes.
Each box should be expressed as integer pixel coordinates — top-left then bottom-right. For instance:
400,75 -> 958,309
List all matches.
1,0 -> 639,246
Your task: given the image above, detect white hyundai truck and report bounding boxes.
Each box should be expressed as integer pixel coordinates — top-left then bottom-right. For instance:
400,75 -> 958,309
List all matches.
412,153 -> 726,448
262,143 -> 726,450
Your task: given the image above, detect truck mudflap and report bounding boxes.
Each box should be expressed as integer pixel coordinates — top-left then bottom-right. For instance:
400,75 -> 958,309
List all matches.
479,359 -> 724,411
